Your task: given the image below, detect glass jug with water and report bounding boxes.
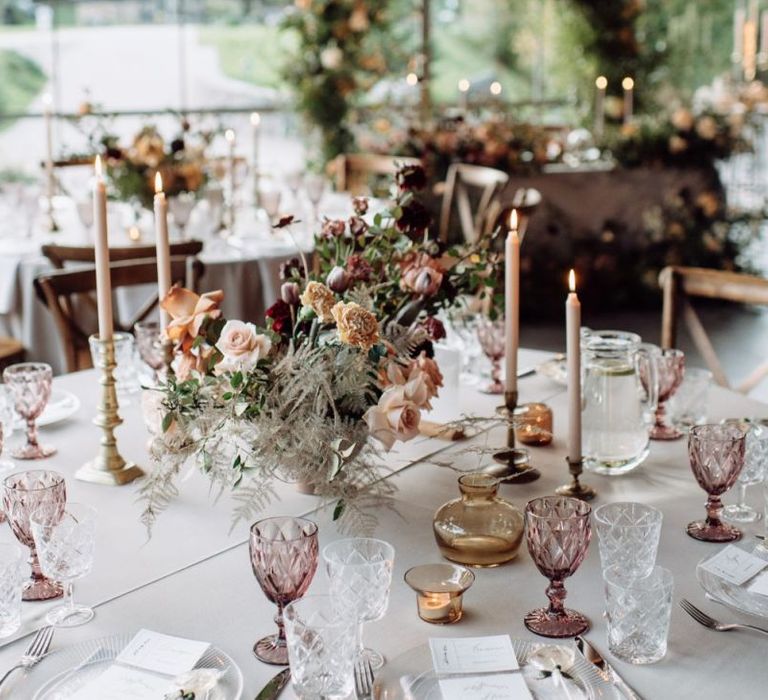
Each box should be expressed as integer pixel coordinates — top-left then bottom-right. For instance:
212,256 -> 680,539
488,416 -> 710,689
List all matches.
582,331 -> 657,475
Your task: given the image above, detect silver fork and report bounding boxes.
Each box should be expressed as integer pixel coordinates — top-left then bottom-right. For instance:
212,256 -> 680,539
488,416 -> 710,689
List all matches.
354,656 -> 375,699
679,599 -> 768,636
0,625 -> 54,688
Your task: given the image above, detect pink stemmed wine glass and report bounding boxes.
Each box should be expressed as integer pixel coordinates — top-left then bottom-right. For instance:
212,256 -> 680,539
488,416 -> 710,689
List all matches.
476,317 -> 506,394
524,496 -> 592,638
687,423 -> 746,542
249,516 -> 319,665
3,363 -> 56,459
650,349 -> 685,440
2,470 -> 66,601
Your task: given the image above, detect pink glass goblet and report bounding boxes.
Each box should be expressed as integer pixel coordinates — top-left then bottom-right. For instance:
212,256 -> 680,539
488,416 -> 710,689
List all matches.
524,496 -> 592,638
2,470 -> 66,601
650,349 -> 685,440
687,423 -> 746,542
3,363 -> 56,459
249,516 -> 319,665
476,317 -> 506,394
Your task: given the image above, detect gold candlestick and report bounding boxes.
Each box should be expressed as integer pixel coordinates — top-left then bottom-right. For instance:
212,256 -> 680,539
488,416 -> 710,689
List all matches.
556,457 -> 596,500
76,337 -> 144,486
492,389 -> 540,483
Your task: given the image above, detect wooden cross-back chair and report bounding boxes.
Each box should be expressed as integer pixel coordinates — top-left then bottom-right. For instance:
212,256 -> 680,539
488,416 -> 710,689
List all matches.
333,153 -> 422,196
482,187 -> 543,240
439,163 -> 509,243
659,266 -> 768,393
34,256 -> 204,373
42,240 -> 203,269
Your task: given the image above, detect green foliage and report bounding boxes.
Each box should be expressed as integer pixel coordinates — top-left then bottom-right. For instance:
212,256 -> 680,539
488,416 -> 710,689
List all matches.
0,49 -> 45,123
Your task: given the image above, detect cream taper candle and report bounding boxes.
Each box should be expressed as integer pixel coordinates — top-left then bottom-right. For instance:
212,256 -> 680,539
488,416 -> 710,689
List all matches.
566,269 -> 581,461
93,155 -> 113,341
622,77 -> 634,125
505,210 -> 520,396
154,172 -> 171,328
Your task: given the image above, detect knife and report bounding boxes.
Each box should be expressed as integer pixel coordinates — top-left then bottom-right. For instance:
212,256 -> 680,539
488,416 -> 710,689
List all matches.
574,636 -> 643,700
254,668 -> 290,700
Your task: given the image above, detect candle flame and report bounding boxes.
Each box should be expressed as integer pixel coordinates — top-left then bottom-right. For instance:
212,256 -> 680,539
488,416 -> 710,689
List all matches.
569,269 -> 576,292
406,72 -> 418,86
250,112 -> 261,126
225,128 -> 236,143
94,154 -> 102,177
155,171 -> 163,194
622,76 -> 634,90
595,75 -> 607,90
509,209 -> 518,232
458,78 -> 470,93
490,81 -> 502,96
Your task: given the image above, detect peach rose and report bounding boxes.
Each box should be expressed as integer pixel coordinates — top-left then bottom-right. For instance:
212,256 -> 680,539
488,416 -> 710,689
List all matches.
162,287 -> 224,352
216,320 -> 272,373
364,384 -> 423,450
408,351 -> 443,400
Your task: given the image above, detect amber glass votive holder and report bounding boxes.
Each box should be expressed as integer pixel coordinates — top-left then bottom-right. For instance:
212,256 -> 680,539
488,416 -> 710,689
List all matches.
515,402 -> 553,446
404,563 -> 475,624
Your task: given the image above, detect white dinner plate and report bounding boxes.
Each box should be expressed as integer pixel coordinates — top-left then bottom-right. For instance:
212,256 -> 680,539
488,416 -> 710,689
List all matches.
28,632 -> 243,699
696,543 -> 768,618
37,390 -> 81,427
373,639 -> 618,699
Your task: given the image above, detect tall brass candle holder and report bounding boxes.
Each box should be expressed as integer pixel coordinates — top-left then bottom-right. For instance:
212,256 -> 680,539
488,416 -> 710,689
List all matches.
76,337 -> 144,486
490,389 -> 540,484
556,457 -> 596,500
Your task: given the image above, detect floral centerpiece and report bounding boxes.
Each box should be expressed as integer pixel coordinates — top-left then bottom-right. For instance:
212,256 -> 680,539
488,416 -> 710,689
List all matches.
142,165 -> 497,532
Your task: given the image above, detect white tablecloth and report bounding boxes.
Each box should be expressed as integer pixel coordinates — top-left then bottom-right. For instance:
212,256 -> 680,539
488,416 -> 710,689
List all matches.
0,348 -> 766,699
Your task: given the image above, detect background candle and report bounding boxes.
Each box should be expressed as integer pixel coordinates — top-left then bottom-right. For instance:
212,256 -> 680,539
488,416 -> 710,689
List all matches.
42,93 -> 55,210
504,210 -> 520,397
566,269 -> 581,461
93,155 -> 113,341
594,76 -> 607,138
622,77 -> 634,125
154,172 -> 171,328
458,78 -> 470,112
250,112 -> 260,195
225,128 -> 236,230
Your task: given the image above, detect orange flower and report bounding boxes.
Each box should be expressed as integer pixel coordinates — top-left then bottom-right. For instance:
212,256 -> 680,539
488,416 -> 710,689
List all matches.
161,286 -> 224,352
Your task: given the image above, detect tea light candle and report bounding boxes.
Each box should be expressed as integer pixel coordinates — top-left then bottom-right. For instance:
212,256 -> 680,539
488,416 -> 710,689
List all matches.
515,402 -> 553,446
418,592 -> 454,622
404,563 -> 475,626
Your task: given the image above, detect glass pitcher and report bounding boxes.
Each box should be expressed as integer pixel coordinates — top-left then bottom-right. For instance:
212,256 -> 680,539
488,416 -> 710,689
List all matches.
582,331 -> 657,475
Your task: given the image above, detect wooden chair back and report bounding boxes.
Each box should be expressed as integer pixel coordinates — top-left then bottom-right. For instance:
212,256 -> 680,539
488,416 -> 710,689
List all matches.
659,266 -> 768,393
439,163 -> 509,243
42,240 -> 203,269
34,257 -> 203,373
333,153 -> 422,196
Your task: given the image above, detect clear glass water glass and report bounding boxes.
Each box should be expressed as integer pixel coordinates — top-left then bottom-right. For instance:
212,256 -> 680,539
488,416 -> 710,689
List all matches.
134,321 -> 165,382
31,503 -> 97,627
594,502 -> 662,578
0,543 -> 25,638
249,517 -> 319,665
168,192 -> 196,238
0,421 -> 14,474
2,470 -> 66,601
304,174 -> 326,223
476,317 -> 505,394
2,363 -> 56,459
284,595 -> 357,700
668,367 -> 712,431
524,496 -> 592,638
604,566 -> 673,664
322,537 -> 395,671
687,424 -> 746,542
89,332 -> 141,398
725,421 -> 768,523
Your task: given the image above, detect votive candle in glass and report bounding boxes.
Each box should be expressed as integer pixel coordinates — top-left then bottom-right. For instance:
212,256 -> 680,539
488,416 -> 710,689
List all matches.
404,564 -> 474,625
515,402 -> 553,446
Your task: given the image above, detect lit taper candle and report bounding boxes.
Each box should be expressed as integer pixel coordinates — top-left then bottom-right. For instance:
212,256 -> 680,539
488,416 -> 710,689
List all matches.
566,269 -> 581,462
505,210 -> 520,397
622,77 -> 634,125
154,172 -> 171,328
594,76 -> 607,138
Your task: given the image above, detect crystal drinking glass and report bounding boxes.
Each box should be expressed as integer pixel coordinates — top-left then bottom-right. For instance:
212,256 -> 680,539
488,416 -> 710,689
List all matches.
594,502 -> 662,578
258,188 -> 282,225
0,544 -> 24,638
304,174 -> 326,223
649,348 -> 685,440
249,517 -> 319,665
322,537 -> 395,670
2,470 -> 65,601
31,503 -> 96,627
3,363 -> 56,459
476,317 -> 506,394
168,192 -> 196,239
524,496 -> 592,638
603,565 -> 673,664
0,421 -> 14,474
284,595 -> 357,699
134,321 -> 165,381
724,422 -> 768,523
687,423 -> 746,542
89,332 -> 141,398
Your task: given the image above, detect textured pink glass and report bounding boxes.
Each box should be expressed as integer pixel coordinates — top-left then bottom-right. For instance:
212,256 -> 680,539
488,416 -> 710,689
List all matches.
3,363 -> 56,459
650,349 -> 685,440
524,496 -> 592,638
476,318 -> 506,394
2,470 -> 66,601
687,424 -> 746,542
249,516 -> 319,665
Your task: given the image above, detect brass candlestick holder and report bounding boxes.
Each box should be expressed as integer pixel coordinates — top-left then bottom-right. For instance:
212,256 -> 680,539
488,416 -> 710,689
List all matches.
492,389 -> 540,484
76,337 -> 144,486
556,457 -> 596,500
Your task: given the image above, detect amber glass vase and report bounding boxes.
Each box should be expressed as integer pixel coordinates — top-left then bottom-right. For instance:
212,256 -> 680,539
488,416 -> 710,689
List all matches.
433,473 -> 524,567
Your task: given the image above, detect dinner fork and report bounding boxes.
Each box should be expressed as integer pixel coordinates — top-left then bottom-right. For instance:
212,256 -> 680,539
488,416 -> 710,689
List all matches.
679,599 -> 768,636
0,625 -> 54,688
354,656 -> 375,699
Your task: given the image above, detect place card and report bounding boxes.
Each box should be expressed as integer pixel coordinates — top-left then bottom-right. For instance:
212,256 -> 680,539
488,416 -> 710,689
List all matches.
429,635 -> 519,675
70,665 -> 174,700
699,545 -> 768,586
439,673 -> 533,700
115,629 -> 210,676
747,570 -> 768,596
